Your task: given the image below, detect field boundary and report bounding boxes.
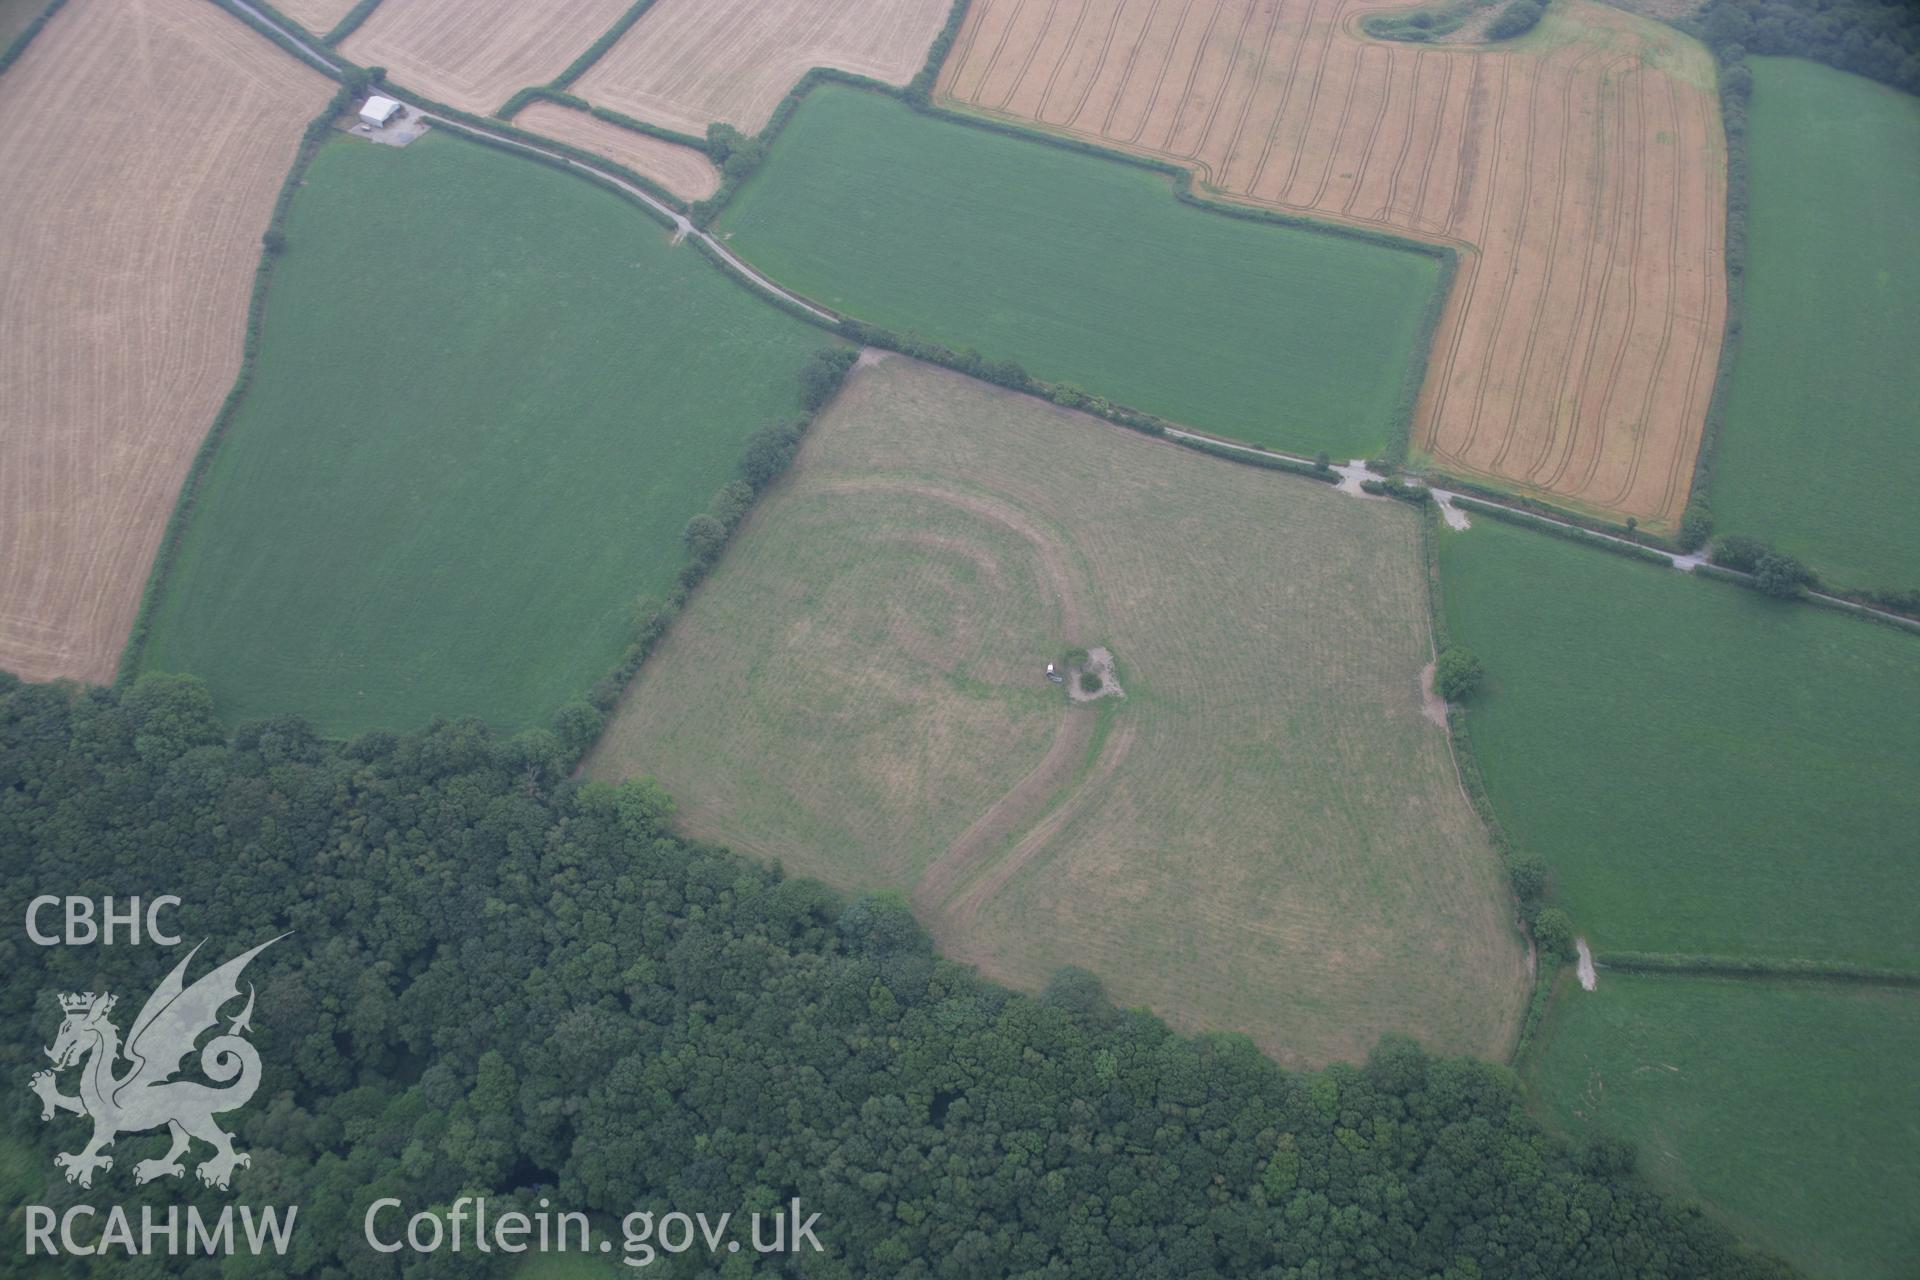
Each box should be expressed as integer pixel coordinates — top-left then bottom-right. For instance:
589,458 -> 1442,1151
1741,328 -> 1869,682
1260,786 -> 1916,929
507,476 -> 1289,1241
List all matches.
497,86 -> 709,153
491,0 -> 670,119
0,0 -> 68,77
116,88 -> 354,684
213,0 -> 339,73
546,0 -> 660,95
1449,498 -> 1675,566
322,0 -> 382,45
1418,467 -> 1687,551
1679,57 -> 1920,610
1596,951 -> 1920,988
228,0 -> 325,44
1679,58 -> 1748,541
1419,505 -> 1540,1063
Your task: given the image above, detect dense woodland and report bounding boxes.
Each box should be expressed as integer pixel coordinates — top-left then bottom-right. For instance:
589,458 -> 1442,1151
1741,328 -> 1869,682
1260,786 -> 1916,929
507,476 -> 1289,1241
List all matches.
0,674 -> 1795,1278
1690,0 -> 1920,95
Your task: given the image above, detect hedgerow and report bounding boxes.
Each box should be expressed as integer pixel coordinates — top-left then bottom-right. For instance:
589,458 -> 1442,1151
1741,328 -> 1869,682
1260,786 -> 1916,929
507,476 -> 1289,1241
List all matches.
1596,951 -> 1920,986
585,348 -> 857,720
547,0 -> 661,92
321,0 -> 383,45
207,0 -> 342,77
1173,436 -> 1340,481
0,0 -> 69,77
1450,497 -> 1675,566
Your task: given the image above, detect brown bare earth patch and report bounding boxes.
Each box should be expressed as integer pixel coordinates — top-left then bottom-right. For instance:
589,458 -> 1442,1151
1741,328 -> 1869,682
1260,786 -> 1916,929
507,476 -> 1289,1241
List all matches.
341,0 -> 632,114
513,100 -> 721,200
0,0 -> 333,685
588,358 -> 1527,1066
938,0 -> 1726,530
272,0 -> 362,35
572,0 -> 954,134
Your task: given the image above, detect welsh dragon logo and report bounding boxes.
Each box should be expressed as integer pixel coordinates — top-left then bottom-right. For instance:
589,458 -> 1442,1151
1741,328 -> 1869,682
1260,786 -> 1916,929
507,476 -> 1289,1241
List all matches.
30,937 -> 283,1191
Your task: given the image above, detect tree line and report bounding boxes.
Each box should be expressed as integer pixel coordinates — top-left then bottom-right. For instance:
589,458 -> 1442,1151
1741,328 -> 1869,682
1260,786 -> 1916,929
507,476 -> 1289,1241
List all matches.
1690,0 -> 1920,97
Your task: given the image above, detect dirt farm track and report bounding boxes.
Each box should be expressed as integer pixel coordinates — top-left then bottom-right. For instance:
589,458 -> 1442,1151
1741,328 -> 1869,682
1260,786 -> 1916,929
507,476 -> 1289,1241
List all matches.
0,0 -> 333,685
940,0 -> 1727,528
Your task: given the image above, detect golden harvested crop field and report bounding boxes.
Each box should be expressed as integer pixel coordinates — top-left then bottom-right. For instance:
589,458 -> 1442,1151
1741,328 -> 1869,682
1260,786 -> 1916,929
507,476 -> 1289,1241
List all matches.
514,101 -> 720,199
272,0 -> 361,36
0,0 -> 332,685
572,0 -> 954,134
588,357 -> 1528,1066
939,0 -> 1726,529
340,0 -> 632,114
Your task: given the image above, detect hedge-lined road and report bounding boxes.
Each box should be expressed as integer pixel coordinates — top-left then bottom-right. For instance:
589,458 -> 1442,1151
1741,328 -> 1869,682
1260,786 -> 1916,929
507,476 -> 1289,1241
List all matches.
224,0 -> 836,325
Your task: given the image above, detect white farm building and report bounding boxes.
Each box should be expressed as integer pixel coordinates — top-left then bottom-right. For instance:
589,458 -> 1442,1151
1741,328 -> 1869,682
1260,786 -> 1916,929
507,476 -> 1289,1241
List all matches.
359,95 -> 402,128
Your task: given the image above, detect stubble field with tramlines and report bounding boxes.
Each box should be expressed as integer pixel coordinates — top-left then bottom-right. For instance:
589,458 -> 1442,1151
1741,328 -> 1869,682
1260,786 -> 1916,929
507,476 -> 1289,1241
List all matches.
271,0 -> 361,36
340,0 -> 633,113
572,0 -> 954,134
938,0 -> 1726,529
0,0 -> 333,687
512,100 -> 721,199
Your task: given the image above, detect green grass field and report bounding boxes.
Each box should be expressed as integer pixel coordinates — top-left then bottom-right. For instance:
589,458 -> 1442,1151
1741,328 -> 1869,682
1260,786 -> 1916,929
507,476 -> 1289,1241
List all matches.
1437,519 -> 1920,969
1710,59 -> 1920,593
138,132 -> 831,736
589,357 -> 1526,1067
1525,972 -> 1920,1280
716,86 -> 1443,457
